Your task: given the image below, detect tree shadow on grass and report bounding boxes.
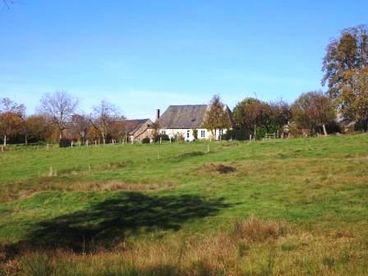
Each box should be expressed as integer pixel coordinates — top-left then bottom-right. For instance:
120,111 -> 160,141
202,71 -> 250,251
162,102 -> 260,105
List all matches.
15,192 -> 229,252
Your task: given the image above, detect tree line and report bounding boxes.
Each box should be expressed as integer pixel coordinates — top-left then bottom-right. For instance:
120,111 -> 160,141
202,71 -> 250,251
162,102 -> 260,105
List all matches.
1,25 -> 367,146
0,91 -> 126,147
203,91 -> 338,141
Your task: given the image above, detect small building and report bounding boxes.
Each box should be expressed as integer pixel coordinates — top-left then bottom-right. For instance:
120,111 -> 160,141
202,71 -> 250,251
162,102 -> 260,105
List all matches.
125,119 -> 154,143
157,104 -> 232,142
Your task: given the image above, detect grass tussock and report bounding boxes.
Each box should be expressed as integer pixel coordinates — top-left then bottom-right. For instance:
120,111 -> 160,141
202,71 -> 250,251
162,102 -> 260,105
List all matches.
232,215 -> 290,242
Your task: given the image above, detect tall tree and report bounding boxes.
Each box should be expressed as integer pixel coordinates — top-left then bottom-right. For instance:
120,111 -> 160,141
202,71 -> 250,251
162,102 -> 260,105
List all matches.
233,98 -> 271,139
71,114 -> 90,144
269,100 -> 292,134
291,91 -> 336,136
322,25 -> 368,127
90,100 -> 122,144
322,25 -> 368,97
39,91 -> 78,140
339,68 -> 368,130
109,120 -> 126,143
202,95 -> 232,139
24,114 -> 53,144
0,98 -> 25,146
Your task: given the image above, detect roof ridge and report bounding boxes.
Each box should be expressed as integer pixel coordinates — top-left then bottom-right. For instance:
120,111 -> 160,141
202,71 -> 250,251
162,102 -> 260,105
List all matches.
125,118 -> 150,122
168,104 -> 207,107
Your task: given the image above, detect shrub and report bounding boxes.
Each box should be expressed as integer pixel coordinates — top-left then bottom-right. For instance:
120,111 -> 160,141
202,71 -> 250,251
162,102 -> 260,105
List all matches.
192,129 -> 198,140
142,137 -> 151,144
59,139 -> 72,148
154,134 -> 170,143
354,119 -> 368,132
175,133 -> 185,142
222,128 -> 250,141
161,134 -> 170,141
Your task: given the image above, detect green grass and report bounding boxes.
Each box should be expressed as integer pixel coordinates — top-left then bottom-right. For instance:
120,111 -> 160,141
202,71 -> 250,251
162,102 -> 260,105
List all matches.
0,134 -> 367,275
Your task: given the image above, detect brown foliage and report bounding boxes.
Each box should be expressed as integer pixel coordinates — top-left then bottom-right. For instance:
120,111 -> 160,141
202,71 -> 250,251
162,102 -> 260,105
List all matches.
24,114 -> 54,143
202,95 -> 232,136
340,68 -> 368,125
322,25 -> 368,97
291,91 -> 336,135
0,98 -> 25,145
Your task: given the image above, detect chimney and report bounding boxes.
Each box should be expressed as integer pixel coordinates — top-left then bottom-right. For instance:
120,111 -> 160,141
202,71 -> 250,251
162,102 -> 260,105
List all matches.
156,109 -> 160,121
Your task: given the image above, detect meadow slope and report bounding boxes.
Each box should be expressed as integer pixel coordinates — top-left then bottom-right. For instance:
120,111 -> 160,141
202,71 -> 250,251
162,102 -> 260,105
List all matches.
0,135 -> 367,275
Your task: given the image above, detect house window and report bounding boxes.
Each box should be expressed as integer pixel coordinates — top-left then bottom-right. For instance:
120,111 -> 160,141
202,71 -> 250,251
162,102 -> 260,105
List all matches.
161,130 -> 166,135
201,130 -> 206,138
219,129 -> 223,136
187,130 -> 190,139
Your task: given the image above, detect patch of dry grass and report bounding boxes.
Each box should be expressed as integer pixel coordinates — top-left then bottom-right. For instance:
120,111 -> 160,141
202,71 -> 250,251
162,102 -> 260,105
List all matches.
1,216 -> 366,275
232,215 -> 290,242
0,180 -> 175,202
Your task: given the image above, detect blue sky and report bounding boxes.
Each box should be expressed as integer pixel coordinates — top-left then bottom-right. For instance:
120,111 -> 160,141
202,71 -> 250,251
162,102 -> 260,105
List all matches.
0,1 -> 366,119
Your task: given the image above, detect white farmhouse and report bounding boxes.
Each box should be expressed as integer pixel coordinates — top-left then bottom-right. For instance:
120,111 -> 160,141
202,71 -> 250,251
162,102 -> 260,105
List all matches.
157,104 -> 232,142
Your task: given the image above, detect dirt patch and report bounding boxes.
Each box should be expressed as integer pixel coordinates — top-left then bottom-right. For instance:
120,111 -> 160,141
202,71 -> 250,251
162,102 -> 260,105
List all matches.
201,163 -> 237,174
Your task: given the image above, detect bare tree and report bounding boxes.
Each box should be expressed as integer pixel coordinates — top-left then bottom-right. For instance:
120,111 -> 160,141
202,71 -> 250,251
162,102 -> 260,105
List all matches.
109,120 -> 126,143
71,114 -> 90,144
1,0 -> 15,8
90,100 -> 122,144
39,91 -> 78,140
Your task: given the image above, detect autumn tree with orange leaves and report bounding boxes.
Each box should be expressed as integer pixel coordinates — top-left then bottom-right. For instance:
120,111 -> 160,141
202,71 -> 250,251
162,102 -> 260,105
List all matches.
322,25 -> 368,130
0,98 -> 25,146
291,91 -> 336,136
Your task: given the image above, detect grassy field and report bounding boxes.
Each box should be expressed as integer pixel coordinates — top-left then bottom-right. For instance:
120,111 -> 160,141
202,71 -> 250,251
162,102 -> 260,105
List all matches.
0,135 -> 367,275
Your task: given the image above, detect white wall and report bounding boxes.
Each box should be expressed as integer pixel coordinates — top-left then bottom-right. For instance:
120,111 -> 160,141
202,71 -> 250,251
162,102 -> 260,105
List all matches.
160,129 -> 194,142
160,128 -> 228,141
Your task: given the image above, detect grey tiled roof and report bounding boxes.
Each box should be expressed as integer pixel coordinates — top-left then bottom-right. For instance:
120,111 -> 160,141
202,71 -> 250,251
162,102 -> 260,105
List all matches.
158,105 -> 208,129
